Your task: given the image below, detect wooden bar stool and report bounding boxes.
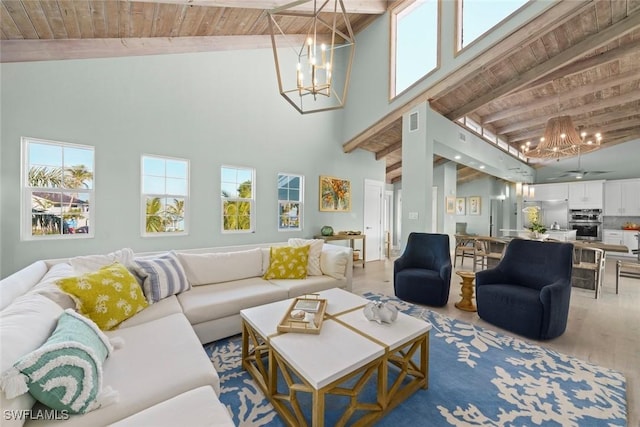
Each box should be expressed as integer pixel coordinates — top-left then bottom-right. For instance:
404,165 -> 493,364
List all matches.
616,260 -> 640,294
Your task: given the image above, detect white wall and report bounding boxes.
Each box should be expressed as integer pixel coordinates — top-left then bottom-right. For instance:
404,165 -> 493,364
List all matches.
0,49 -> 385,277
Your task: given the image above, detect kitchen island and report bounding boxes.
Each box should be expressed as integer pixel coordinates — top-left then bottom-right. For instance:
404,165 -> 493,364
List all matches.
500,229 -> 577,242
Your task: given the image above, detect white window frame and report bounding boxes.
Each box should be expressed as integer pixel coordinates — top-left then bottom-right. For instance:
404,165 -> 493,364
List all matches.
21,137 -> 95,241
277,173 -> 304,232
221,165 -> 255,234
140,154 -> 190,237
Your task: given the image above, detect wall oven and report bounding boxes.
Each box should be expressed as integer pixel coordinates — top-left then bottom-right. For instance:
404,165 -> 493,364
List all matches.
569,209 -> 602,241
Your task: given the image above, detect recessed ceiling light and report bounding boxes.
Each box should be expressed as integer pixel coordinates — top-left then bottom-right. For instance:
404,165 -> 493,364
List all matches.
479,165 -> 486,169
454,155 -> 461,160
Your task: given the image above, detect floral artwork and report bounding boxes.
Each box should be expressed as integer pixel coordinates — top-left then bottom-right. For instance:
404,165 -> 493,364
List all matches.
319,176 -> 351,212
456,197 -> 465,215
446,196 -> 455,214
468,196 -> 481,215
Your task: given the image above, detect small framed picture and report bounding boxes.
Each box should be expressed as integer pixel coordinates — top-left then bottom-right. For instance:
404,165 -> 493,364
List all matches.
468,196 -> 481,215
445,196 -> 455,214
455,197 -> 465,215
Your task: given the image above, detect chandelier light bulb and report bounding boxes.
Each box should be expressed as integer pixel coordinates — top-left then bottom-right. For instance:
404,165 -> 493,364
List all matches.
581,131 -> 587,138
560,133 -> 566,139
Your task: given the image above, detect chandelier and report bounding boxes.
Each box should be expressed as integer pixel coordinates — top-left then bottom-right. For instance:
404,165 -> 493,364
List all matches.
267,0 -> 355,114
520,116 -> 602,159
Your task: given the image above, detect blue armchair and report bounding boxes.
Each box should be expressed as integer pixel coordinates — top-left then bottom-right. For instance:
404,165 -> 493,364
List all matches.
475,239 -> 573,340
394,232 -> 452,307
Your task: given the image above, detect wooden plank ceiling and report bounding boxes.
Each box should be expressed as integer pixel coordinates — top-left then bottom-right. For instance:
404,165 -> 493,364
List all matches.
1,1 -> 639,184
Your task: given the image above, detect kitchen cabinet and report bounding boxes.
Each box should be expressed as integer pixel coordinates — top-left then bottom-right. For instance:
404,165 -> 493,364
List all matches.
604,179 -> 640,216
604,229 -> 639,257
526,183 -> 568,202
568,181 -> 604,209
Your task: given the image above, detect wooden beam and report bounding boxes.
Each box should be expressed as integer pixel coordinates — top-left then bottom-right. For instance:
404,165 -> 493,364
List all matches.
128,0 -> 388,14
386,161 -> 402,173
483,69 -> 640,125
496,89 -> 640,134
445,12 -> 640,121
391,175 -> 402,184
0,34 -> 304,62
375,141 -> 402,160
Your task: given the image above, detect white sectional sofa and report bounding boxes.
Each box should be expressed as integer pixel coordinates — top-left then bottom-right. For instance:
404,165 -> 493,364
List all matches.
0,241 -> 353,427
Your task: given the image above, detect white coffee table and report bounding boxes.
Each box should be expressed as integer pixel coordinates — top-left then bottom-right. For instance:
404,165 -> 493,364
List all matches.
240,288 -> 431,426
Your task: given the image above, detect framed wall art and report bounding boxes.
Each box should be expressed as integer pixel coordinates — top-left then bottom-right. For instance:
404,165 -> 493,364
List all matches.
319,175 -> 351,212
455,197 -> 465,215
445,196 -> 455,214
468,196 -> 481,215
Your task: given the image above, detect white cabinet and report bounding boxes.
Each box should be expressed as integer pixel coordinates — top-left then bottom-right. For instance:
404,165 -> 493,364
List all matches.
604,179 -> 640,216
527,183 -> 568,202
604,229 -> 640,257
568,181 -> 604,209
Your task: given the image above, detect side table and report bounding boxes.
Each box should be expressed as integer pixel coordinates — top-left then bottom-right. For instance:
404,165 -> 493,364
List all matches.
454,271 -> 477,312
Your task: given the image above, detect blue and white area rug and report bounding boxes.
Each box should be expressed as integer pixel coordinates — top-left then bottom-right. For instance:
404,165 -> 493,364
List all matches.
204,292 -> 627,426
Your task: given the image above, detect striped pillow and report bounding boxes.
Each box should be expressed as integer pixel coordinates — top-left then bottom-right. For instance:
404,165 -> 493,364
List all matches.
0,310 -> 118,414
132,252 -> 190,304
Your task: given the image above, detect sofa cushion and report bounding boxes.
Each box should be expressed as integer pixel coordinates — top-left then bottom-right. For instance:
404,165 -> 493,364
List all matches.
0,261 -> 48,311
1,310 -> 115,414
131,252 -> 190,303
0,294 -> 62,427
177,278 -> 288,325
268,276 -> 345,298
25,314 -> 219,427
30,263 -> 76,310
288,238 -> 324,276
69,248 -> 134,274
57,263 -> 148,330
263,245 -> 309,280
110,386 -> 234,427
320,247 -> 350,279
116,295 -> 183,329
176,248 -> 263,285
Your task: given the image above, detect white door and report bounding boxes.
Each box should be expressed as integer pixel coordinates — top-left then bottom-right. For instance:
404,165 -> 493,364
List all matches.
364,179 -> 384,262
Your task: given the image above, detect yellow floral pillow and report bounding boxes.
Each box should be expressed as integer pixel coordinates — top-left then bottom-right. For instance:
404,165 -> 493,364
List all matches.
57,262 -> 148,330
263,245 -> 310,280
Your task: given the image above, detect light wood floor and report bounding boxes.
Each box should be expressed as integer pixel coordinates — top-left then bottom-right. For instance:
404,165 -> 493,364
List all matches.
351,256 -> 639,426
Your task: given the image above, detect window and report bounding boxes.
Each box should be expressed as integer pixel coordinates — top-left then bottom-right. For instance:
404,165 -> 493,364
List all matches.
22,137 -> 94,240
141,155 -> 189,236
391,0 -> 439,96
457,0 -> 529,50
221,165 -> 255,233
278,173 -> 303,231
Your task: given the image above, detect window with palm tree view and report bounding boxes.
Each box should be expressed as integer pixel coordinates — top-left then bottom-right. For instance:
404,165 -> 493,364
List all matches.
221,166 -> 254,232
141,155 -> 189,235
23,137 -> 94,240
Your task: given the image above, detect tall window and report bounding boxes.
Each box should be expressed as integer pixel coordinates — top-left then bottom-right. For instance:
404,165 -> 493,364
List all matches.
221,165 -> 255,233
457,0 -> 529,50
141,155 -> 189,236
22,137 -> 94,240
392,0 -> 439,96
278,173 -> 303,231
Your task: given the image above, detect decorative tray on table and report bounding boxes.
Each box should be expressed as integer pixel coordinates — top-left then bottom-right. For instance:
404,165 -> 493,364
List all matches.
277,295 -> 327,335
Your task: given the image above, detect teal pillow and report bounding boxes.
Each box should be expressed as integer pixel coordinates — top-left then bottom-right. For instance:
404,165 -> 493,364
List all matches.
0,309 -> 117,414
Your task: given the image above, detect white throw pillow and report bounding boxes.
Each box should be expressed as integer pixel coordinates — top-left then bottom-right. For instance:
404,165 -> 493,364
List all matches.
131,252 -> 191,304
70,248 -> 135,274
30,263 -> 76,309
288,238 -> 324,276
0,294 -> 63,424
176,248 -> 263,285
320,249 -> 349,279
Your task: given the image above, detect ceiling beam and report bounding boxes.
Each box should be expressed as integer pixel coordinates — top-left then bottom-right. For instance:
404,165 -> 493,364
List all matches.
386,161 -> 402,173
128,0 -> 389,14
483,69 -> 640,125
445,12 -> 640,121
391,175 -> 402,184
0,35 -> 305,63
375,141 -> 402,160
496,89 -> 640,134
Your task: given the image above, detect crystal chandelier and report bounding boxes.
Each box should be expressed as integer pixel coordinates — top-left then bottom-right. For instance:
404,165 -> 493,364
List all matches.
268,0 -> 355,114
520,116 -> 602,159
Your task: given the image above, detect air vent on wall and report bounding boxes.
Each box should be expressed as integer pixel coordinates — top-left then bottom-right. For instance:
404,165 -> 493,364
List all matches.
409,111 -> 419,132
459,132 -> 466,142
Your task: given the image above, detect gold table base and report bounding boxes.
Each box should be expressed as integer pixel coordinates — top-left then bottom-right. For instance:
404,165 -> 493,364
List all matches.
455,270 -> 477,312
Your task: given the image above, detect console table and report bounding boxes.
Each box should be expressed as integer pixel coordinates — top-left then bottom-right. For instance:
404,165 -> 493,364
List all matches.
314,234 -> 366,268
